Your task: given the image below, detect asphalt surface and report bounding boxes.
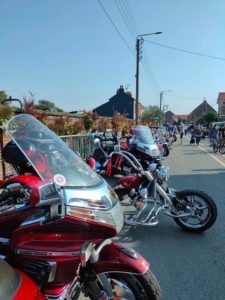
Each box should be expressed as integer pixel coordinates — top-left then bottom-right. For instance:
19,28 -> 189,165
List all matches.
111,135 -> 225,300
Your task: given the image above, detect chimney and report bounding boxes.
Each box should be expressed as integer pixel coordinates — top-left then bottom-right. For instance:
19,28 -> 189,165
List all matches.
117,85 -> 124,92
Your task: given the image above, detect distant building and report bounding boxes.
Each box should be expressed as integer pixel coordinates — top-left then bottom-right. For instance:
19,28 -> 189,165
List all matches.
165,111 -> 188,123
187,100 -> 216,123
165,111 -> 175,123
173,114 -> 188,122
93,85 -> 144,120
217,92 -> 225,121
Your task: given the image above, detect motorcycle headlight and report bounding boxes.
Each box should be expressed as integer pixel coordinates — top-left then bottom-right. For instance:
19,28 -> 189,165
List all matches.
159,166 -> 170,181
65,185 -> 124,233
149,163 -> 157,171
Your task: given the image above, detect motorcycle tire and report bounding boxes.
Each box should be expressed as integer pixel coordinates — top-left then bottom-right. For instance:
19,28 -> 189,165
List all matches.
162,144 -> 170,157
98,270 -> 162,300
173,189 -> 217,233
172,134 -> 177,142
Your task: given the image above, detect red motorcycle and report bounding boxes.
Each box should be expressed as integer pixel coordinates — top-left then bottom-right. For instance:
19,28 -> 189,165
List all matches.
0,259 -> 45,300
0,111 -> 162,299
112,151 -> 217,232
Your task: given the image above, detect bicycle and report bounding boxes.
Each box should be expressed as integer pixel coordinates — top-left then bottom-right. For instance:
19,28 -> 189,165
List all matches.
213,138 -> 225,154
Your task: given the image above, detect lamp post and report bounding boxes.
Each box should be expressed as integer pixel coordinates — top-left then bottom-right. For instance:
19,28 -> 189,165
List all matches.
135,31 -> 162,125
159,90 -> 171,112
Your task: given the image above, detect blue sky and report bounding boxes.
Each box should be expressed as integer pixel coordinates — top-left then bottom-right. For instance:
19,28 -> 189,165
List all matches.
1,0 -> 225,114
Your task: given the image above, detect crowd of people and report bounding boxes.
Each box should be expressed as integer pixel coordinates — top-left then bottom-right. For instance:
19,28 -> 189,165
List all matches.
175,122 -> 225,148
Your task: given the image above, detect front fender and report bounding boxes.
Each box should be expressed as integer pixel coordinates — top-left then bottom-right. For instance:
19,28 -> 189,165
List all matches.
93,242 -> 149,275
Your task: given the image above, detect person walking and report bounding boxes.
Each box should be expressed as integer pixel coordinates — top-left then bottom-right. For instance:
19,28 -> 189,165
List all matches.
180,124 -> 184,144
211,124 -> 218,149
194,125 -> 202,146
208,123 -> 213,146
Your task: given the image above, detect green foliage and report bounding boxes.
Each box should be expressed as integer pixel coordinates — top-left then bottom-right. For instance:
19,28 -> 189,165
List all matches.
196,112 -> 218,125
36,100 -> 63,112
0,104 -> 13,125
83,112 -> 94,131
0,91 -> 8,103
141,105 -> 164,123
177,118 -> 187,125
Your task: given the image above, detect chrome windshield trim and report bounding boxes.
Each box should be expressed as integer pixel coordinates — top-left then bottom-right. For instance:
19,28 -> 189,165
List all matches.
15,249 -> 81,257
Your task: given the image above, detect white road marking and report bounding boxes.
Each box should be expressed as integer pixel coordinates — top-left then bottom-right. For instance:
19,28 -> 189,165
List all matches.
197,144 -> 225,168
183,135 -> 225,168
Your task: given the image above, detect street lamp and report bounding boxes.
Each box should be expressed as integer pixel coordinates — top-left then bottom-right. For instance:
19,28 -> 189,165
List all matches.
135,31 -> 162,125
159,90 -> 171,112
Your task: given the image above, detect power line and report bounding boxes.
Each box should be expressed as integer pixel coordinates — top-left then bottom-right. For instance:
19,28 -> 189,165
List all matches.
145,40 -> 225,61
98,0 -> 161,98
114,0 -> 161,95
97,0 -> 134,56
123,0 -> 139,34
115,0 -> 136,39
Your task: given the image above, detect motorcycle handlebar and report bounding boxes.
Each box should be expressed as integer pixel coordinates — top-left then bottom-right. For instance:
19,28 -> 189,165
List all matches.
110,151 -> 143,173
1,98 -> 23,111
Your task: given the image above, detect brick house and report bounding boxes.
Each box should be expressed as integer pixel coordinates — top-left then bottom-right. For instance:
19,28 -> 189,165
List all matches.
165,111 -> 188,123
93,85 -> 144,120
187,100 -> 216,124
217,92 -> 225,121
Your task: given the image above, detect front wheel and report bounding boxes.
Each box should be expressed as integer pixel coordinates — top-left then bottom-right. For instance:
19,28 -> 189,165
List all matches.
172,134 -> 177,142
104,270 -> 162,300
219,145 -> 225,154
173,189 -> 217,232
162,144 -> 170,157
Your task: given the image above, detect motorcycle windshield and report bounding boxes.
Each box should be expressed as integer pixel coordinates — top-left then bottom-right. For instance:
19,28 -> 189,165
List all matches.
133,125 -> 154,144
6,114 -> 102,187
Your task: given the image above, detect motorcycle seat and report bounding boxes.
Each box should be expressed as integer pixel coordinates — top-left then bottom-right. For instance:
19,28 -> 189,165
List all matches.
93,148 -> 108,164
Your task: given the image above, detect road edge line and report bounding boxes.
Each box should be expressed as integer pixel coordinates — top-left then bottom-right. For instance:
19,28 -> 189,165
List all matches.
198,144 -> 225,168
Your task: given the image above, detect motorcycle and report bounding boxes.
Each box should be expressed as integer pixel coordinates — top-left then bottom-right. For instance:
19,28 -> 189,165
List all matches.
89,125 -> 163,176
88,136 -> 128,176
112,151 -> 217,232
0,108 -> 162,299
154,136 -> 170,157
0,259 -> 45,300
126,126 -> 163,169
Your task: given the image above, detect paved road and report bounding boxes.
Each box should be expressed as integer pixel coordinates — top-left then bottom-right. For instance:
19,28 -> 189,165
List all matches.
112,135 -> 225,300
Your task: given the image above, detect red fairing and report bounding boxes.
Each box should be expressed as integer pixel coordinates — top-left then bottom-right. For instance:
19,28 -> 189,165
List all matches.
3,175 -> 42,186
113,175 -> 141,190
94,242 -> 149,275
29,179 -> 53,206
12,269 -> 46,300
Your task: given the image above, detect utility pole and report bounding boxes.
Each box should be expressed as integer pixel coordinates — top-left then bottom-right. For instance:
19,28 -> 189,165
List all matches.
135,32 -> 162,125
159,92 -> 163,112
135,38 -> 140,125
159,90 -> 171,112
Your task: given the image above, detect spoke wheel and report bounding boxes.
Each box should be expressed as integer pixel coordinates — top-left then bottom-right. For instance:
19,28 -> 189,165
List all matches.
173,189 -> 217,232
219,145 -> 225,154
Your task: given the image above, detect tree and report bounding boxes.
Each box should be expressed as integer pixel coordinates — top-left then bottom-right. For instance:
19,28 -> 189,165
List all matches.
0,104 -> 13,125
177,118 -> 187,125
0,91 -> 8,103
83,112 -> 94,131
36,100 -> 55,111
196,112 -> 218,125
141,105 -> 164,123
